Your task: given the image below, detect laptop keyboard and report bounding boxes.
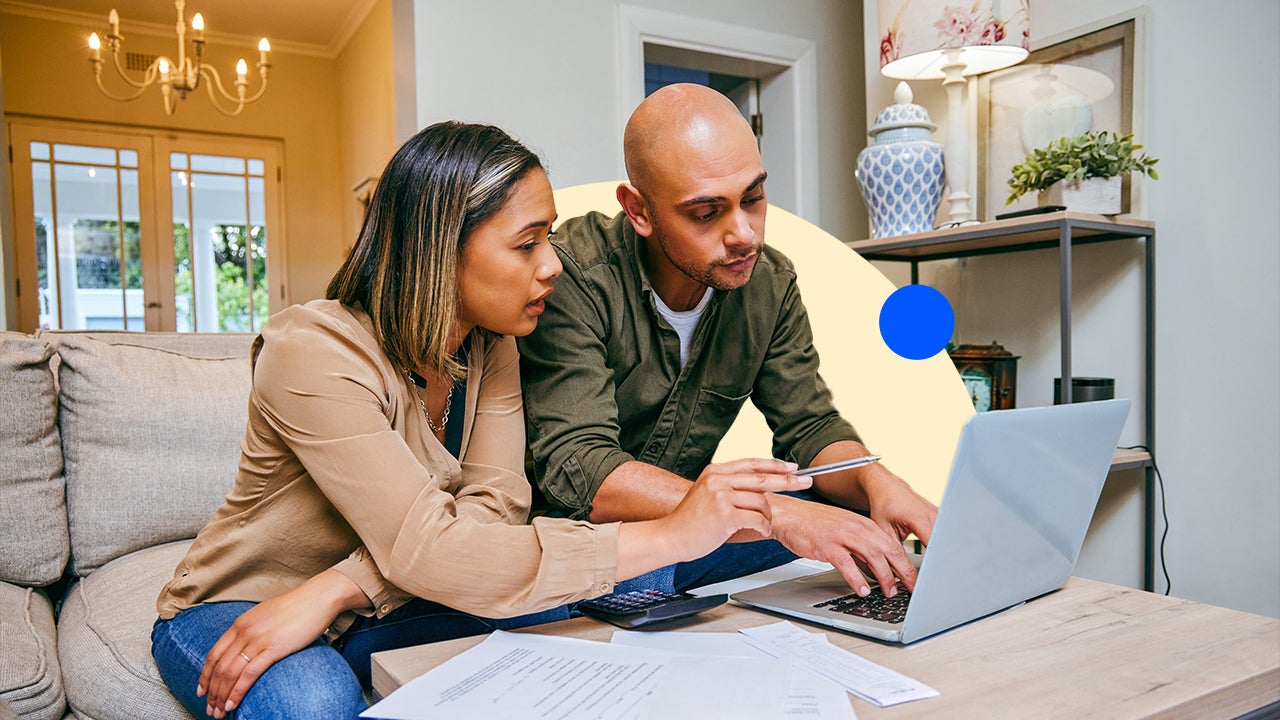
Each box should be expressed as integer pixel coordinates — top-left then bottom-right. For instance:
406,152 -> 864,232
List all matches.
812,583 -> 911,624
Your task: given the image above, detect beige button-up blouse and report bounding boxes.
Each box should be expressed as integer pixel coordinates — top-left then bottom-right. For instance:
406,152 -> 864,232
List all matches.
157,300 -> 619,629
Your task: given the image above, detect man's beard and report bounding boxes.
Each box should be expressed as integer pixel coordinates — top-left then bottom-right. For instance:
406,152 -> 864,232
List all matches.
654,230 -> 761,292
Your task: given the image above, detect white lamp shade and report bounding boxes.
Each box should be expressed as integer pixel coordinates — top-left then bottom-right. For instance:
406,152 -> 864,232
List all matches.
879,0 -> 1030,79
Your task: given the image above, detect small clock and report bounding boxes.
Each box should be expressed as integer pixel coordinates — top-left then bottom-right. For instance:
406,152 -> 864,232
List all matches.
949,342 -> 1019,412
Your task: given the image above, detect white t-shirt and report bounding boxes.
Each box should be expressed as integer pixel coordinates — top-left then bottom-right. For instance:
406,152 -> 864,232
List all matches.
653,287 -> 714,367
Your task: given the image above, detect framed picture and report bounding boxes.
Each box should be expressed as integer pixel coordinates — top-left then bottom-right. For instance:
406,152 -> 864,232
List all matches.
977,19 -> 1138,220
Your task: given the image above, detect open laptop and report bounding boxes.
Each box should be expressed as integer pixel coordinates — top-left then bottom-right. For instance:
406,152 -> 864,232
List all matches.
732,398 -> 1130,644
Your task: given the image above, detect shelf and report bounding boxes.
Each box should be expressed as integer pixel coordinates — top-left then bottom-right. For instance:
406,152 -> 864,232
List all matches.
845,211 -> 1155,263
1111,447 -> 1152,472
845,212 -> 1158,590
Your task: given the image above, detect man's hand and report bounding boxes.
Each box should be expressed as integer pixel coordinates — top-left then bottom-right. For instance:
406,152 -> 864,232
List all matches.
861,464 -> 938,547
768,493 -> 922,598
197,570 -> 368,719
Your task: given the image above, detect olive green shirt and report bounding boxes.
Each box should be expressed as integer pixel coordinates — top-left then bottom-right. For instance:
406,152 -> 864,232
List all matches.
518,211 -> 859,520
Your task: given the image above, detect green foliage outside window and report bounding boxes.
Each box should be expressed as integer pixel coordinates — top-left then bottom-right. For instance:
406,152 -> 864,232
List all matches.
36,217 -> 269,332
212,224 -> 269,331
35,218 -> 48,288
70,219 -> 142,289
172,222 -> 268,331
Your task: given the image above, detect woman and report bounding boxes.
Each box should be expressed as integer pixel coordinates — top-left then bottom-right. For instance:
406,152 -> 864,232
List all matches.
151,121 -> 809,719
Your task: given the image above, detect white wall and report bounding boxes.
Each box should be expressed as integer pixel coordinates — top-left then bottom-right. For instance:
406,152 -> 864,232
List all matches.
410,0 -> 868,243
864,0 -> 1280,618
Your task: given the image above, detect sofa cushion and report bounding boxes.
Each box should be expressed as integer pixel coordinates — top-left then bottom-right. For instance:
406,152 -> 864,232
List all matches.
58,541 -> 195,720
0,333 -> 69,586
46,332 -> 252,576
0,581 -> 65,720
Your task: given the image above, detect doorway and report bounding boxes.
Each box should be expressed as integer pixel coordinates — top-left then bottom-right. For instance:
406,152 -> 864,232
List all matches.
619,6 -> 819,222
643,62 -> 761,142
9,119 -> 284,333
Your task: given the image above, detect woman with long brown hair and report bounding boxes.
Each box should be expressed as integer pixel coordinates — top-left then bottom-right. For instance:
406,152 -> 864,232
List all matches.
151,121 -> 808,719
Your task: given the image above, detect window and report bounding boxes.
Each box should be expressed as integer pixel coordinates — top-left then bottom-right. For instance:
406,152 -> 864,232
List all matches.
10,121 -> 285,333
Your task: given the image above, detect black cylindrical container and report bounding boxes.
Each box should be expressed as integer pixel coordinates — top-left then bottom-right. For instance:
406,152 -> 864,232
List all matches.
1054,377 -> 1115,404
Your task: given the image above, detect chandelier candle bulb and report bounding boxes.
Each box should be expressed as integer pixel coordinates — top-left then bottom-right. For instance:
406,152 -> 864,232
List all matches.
86,1 -> 269,116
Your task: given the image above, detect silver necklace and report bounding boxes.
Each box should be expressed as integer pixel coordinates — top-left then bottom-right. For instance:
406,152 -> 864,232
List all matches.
406,370 -> 450,434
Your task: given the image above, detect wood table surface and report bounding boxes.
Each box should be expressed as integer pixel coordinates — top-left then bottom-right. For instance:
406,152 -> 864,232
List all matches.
371,577 -> 1280,719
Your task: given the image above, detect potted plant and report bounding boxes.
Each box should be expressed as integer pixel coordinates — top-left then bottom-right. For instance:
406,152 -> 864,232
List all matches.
1005,130 -> 1159,214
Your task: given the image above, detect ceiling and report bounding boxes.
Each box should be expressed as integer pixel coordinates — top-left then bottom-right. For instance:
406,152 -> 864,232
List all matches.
4,0 -> 379,56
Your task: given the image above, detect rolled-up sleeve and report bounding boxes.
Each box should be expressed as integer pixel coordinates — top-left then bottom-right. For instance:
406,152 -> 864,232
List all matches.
752,276 -> 861,468
329,547 -> 409,618
253,311 -> 619,617
518,258 -> 635,520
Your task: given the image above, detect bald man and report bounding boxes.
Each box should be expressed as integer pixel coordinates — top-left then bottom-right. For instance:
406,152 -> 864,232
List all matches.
518,84 -> 937,598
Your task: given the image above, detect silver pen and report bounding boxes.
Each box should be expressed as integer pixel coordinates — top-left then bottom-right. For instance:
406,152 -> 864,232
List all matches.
790,455 -> 881,477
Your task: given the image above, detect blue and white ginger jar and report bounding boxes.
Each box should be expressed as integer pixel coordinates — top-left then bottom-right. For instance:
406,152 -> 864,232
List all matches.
856,82 -> 945,238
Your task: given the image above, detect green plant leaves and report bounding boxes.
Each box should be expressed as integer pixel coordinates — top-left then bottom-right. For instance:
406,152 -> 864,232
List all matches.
1005,130 -> 1159,204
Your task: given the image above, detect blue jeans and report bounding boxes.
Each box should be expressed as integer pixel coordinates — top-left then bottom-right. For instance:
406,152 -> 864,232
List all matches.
609,488 -> 832,595
152,600 -> 568,719
152,602 -> 365,719
334,599 -> 568,687
613,538 -> 800,595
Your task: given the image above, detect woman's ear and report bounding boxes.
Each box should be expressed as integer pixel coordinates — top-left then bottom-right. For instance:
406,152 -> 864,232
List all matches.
615,183 -> 654,238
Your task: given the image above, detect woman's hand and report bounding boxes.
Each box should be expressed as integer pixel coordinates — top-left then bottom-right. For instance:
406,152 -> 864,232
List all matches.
616,459 -> 811,581
197,570 -> 369,719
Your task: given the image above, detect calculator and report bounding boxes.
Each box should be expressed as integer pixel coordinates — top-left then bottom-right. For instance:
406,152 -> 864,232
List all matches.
576,590 -> 728,629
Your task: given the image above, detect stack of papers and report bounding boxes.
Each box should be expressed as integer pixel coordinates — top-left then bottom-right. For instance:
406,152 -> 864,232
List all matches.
362,621 -> 937,720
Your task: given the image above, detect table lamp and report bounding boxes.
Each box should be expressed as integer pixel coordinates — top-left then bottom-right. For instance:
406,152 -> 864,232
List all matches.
988,63 -> 1114,153
878,0 -> 1030,223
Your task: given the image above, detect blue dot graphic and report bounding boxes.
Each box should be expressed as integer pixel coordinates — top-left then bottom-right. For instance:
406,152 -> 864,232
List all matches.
878,285 -> 955,360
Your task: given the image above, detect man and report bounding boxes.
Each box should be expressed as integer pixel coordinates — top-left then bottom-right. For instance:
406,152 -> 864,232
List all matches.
518,84 -> 936,599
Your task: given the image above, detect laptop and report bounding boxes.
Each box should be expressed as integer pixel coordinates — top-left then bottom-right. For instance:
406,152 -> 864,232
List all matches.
731,398 -> 1130,644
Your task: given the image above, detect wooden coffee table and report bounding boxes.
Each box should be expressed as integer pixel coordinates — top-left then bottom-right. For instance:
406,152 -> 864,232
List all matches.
372,577 -> 1280,719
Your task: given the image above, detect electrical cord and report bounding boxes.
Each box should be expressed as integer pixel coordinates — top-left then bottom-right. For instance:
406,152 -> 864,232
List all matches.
1121,444 -> 1171,595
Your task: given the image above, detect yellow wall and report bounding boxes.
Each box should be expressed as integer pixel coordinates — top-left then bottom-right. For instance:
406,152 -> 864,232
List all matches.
335,0 -> 397,248
0,9 -> 349,309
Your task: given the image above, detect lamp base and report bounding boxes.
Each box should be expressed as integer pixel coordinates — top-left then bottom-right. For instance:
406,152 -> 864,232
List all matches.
941,49 -> 973,224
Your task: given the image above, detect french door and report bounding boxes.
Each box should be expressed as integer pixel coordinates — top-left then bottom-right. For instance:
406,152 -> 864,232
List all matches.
9,119 -> 285,332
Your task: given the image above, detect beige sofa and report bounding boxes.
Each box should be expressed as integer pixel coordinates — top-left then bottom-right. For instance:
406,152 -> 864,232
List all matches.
0,330 -> 254,720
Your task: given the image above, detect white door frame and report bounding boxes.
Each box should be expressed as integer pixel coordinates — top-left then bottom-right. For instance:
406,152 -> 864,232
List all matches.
617,5 -> 820,224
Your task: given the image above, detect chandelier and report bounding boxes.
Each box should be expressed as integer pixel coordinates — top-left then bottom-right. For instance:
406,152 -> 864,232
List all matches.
87,0 -> 270,117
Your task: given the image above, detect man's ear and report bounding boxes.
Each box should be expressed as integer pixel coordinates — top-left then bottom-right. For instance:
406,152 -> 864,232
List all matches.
616,183 -> 654,238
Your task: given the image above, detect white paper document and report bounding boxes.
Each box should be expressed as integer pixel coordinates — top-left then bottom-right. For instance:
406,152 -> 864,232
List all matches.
738,621 -> 938,708
611,630 -> 856,719
639,655 -> 792,719
362,629 -> 796,720
362,631 -> 667,720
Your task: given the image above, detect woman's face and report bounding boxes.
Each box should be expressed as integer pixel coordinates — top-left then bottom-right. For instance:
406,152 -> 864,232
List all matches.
456,169 -> 561,338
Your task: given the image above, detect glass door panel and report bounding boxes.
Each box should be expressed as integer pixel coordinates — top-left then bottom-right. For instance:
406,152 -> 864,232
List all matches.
169,151 -> 271,332
13,129 -> 154,331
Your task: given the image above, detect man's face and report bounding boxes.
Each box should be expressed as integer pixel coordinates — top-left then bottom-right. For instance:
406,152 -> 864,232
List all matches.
640,125 -> 768,297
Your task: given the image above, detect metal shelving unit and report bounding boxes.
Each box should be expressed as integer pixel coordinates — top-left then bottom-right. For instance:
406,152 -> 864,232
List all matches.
847,211 -> 1159,591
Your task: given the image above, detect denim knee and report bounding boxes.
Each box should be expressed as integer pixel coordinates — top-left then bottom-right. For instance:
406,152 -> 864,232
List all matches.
152,602 -> 365,720
235,645 -> 365,720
